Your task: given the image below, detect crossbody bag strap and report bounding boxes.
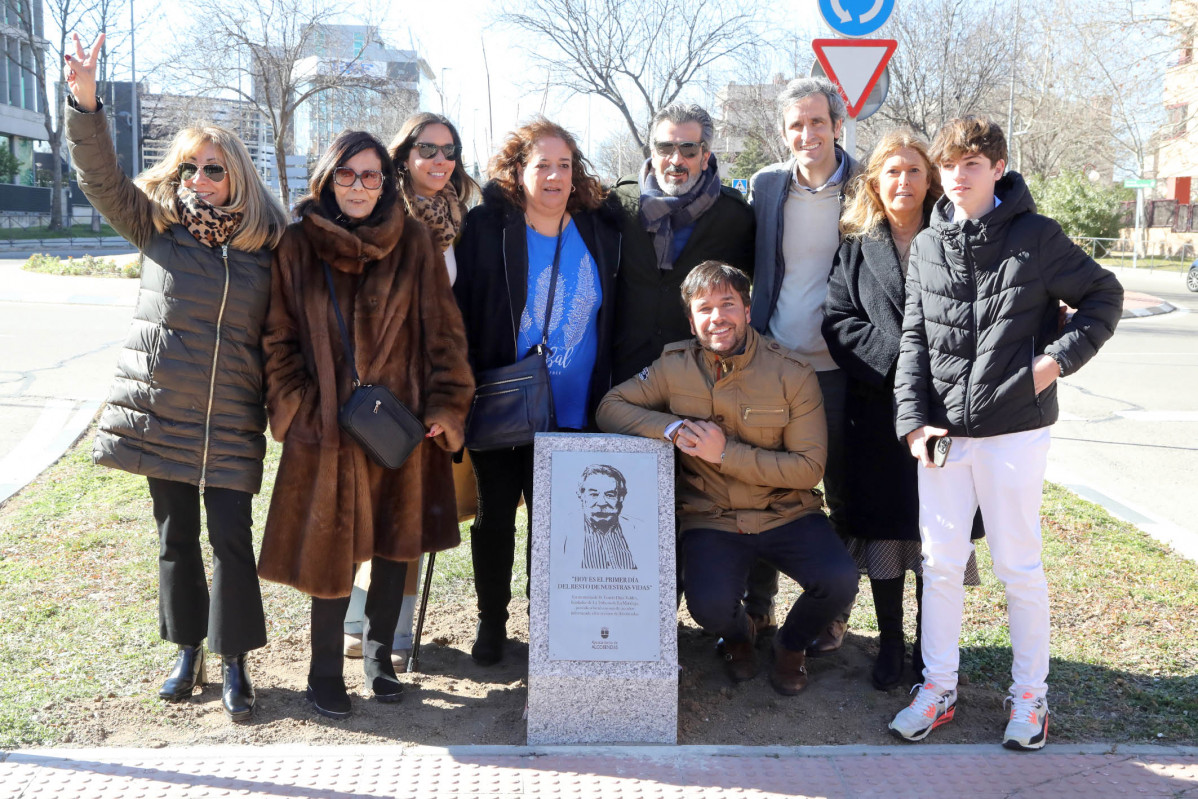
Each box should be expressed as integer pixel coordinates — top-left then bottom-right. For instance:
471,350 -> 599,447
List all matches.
536,214 -> 566,352
322,261 -> 361,388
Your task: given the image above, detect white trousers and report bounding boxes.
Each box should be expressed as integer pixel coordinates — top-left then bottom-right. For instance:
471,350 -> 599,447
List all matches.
917,428 -> 1052,699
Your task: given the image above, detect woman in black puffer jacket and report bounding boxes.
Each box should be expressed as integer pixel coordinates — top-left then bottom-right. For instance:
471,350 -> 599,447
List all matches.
64,33 -> 287,721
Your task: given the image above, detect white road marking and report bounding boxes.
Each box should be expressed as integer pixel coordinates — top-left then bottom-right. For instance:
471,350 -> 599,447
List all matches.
1116,411 -> 1198,422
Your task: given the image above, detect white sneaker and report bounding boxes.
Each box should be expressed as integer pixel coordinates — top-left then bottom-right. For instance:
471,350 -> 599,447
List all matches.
1003,691 -> 1049,750
888,682 -> 957,741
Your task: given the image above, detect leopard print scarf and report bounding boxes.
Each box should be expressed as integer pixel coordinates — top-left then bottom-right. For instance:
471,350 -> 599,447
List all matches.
407,181 -> 462,251
177,187 -> 243,248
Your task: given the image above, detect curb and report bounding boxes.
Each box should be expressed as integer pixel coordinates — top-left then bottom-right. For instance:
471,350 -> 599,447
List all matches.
1122,300 -> 1176,318
5,742 -> 1198,762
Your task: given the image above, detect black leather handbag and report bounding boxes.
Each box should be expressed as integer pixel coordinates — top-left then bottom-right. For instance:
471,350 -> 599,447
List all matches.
464,217 -> 565,451
324,263 -> 425,470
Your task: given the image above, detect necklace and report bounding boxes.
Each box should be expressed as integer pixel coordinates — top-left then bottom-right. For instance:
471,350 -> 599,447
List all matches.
525,212 -> 567,237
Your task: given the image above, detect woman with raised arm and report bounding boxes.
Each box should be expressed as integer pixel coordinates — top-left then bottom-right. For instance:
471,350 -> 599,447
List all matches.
453,118 -> 620,666
63,32 -> 288,721
823,130 -> 982,690
257,130 -> 473,719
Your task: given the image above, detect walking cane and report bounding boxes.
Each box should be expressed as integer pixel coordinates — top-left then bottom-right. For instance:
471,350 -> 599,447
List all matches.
407,552 -> 436,673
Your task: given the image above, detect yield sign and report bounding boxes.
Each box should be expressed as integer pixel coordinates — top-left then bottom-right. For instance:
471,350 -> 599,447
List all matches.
812,38 -> 897,118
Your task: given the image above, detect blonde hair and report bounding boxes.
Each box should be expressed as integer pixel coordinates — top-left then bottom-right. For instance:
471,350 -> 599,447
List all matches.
135,125 -> 287,251
840,129 -> 942,239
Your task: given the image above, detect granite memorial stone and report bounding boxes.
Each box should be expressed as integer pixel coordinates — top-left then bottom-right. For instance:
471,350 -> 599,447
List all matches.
528,433 -> 677,744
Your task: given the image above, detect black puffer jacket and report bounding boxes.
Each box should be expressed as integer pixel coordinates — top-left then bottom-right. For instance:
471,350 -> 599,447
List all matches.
66,104 -> 273,494
453,181 -> 622,425
895,172 -> 1123,440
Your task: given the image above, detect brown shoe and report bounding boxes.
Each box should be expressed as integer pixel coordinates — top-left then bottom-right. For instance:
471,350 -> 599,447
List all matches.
723,616 -> 758,683
806,618 -> 848,656
747,610 -> 778,636
770,640 -> 809,695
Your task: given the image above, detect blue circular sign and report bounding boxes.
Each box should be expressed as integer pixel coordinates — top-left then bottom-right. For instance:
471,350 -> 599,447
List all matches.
818,0 -> 896,38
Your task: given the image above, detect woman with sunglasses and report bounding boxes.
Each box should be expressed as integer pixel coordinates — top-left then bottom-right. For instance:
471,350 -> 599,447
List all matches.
63,34 -> 286,721
257,130 -> 473,718
389,113 -> 480,285
454,118 -> 620,666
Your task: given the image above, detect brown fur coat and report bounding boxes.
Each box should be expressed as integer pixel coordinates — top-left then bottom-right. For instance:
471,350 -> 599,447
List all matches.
258,198 -> 474,598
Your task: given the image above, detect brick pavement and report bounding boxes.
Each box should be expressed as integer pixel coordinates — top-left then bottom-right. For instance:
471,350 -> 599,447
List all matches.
1,744 -> 1196,798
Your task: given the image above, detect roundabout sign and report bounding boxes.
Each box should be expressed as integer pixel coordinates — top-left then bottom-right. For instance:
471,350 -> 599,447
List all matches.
817,0 -> 896,38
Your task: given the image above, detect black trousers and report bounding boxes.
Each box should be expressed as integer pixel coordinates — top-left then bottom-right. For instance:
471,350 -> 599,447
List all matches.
467,445 -> 535,625
682,513 -> 859,653
310,557 -> 408,677
147,477 -> 267,656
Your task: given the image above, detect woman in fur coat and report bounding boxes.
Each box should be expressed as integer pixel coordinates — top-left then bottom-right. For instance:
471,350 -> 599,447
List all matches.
259,130 -> 474,719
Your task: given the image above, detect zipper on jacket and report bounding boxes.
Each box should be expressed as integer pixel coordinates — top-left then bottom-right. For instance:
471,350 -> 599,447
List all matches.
198,244 -> 231,495
961,233 -> 978,437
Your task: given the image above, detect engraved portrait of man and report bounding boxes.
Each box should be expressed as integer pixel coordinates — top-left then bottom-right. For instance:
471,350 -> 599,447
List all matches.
576,464 -> 638,570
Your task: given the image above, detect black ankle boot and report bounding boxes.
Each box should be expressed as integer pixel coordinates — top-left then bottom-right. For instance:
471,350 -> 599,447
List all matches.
221,653 -> 255,721
872,634 -> 906,690
364,656 -> 404,703
471,618 -> 506,666
158,645 -> 205,701
306,675 -> 351,719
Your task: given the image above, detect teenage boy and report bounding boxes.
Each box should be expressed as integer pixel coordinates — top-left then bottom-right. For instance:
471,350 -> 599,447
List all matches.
888,117 -> 1122,750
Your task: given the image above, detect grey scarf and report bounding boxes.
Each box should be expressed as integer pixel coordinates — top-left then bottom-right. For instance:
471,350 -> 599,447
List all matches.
637,153 -> 722,270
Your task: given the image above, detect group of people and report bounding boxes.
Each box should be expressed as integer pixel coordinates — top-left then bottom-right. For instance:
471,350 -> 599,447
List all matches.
65,27 -> 1123,752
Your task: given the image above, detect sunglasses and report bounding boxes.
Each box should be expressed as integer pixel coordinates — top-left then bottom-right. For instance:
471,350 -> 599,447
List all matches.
414,142 -> 458,160
653,140 -> 704,158
332,167 -> 385,190
178,162 -> 227,183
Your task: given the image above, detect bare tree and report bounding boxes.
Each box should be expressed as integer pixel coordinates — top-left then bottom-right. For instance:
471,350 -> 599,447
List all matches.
592,129 -> 645,183
11,0 -> 98,229
179,0 -> 392,202
499,0 -> 761,156
881,0 -> 1014,139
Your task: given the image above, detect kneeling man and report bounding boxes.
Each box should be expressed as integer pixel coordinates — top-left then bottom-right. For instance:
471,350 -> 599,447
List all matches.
596,261 -> 857,694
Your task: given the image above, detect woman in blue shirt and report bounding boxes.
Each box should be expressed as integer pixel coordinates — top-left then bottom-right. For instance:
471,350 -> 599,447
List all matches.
454,118 -> 621,666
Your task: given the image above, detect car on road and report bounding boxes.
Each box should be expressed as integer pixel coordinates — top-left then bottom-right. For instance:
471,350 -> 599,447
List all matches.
1189,258 -> 1198,292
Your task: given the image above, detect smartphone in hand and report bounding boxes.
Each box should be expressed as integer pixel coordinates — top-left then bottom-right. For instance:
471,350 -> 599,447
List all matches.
926,435 -> 952,467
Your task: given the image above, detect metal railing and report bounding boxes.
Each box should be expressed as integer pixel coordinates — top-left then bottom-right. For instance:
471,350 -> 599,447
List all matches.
1071,237 -> 1195,270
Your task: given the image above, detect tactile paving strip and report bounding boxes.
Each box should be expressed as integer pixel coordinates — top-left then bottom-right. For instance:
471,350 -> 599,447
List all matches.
0,747 -> 1194,799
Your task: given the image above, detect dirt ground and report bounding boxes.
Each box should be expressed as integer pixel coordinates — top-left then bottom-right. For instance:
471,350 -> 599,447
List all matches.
59,599 -> 1013,749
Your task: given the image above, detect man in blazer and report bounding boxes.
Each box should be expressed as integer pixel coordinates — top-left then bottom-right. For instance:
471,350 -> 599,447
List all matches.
746,77 -> 860,653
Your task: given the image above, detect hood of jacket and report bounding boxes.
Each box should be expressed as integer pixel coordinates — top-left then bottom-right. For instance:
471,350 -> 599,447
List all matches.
929,171 -> 1036,264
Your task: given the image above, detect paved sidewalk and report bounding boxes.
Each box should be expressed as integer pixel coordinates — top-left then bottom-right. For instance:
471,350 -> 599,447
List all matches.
1,744 -> 1196,798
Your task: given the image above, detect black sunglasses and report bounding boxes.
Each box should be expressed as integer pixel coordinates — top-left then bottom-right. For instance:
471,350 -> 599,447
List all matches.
652,140 -> 704,158
332,167 -> 385,190
414,142 -> 458,160
178,162 -> 227,183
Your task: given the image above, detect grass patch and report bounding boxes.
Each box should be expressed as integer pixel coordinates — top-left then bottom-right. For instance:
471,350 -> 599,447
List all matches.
0,223 -> 119,240
21,253 -> 139,279
0,431 -> 1195,747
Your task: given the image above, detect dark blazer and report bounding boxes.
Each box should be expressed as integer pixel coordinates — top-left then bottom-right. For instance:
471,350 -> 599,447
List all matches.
454,182 -> 622,425
823,226 -> 921,542
607,175 -> 754,383
747,146 -> 860,335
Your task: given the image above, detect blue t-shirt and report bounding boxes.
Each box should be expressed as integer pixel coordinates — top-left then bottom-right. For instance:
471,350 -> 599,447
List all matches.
517,220 -> 602,430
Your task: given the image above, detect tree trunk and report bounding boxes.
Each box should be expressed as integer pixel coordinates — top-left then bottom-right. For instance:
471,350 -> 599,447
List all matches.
48,133 -> 65,231
275,132 -> 290,206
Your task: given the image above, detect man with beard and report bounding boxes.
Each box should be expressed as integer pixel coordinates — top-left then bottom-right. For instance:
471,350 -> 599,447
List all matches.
576,464 -> 637,570
608,104 -> 754,385
597,261 -> 858,694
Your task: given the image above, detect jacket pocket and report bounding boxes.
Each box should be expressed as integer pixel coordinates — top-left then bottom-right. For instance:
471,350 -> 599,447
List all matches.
739,403 -> 788,449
